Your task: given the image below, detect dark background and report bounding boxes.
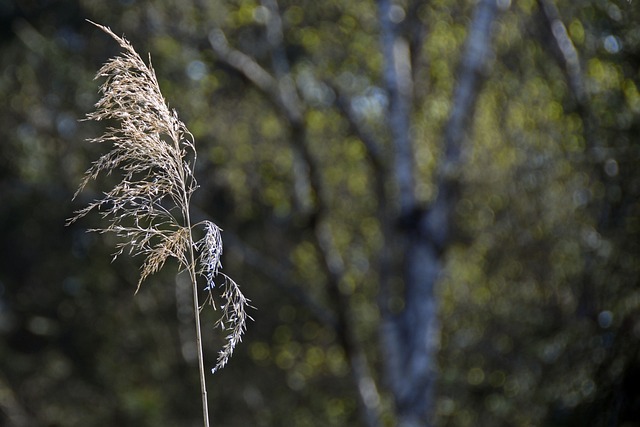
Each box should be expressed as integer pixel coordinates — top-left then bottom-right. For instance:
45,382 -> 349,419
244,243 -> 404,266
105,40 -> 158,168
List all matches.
0,0 -> 639,426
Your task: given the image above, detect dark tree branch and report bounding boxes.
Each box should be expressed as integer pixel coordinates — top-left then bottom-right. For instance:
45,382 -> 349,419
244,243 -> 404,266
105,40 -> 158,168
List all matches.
261,0 -> 289,77
330,82 -> 386,175
223,230 -> 338,329
329,80 -> 394,336
262,5 -> 383,423
418,0 -> 501,253
535,0 -> 618,325
314,222 -> 383,427
261,0 -> 304,124
208,25 -> 314,214
438,0 -> 499,183
208,29 -> 278,100
536,0 -> 586,105
209,12 -> 382,426
402,1 -> 430,107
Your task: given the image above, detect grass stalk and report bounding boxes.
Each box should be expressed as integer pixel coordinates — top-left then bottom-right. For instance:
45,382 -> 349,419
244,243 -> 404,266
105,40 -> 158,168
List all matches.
68,21 -> 249,427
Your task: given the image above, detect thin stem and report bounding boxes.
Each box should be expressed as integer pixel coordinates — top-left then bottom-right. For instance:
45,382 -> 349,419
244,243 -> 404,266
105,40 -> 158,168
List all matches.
72,23 -> 248,426
179,148 -> 209,427
165,91 -> 209,426
186,215 -> 210,427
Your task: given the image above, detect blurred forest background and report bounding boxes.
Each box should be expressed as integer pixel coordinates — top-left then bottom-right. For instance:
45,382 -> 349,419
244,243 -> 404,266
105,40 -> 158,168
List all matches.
0,0 -> 639,426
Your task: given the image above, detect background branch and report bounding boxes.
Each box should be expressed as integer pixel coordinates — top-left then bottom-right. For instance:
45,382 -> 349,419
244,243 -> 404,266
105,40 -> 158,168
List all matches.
378,0 -> 415,215
209,14 -> 383,426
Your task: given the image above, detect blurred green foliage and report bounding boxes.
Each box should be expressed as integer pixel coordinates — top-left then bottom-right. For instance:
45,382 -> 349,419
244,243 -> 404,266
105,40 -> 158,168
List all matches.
0,0 -> 638,426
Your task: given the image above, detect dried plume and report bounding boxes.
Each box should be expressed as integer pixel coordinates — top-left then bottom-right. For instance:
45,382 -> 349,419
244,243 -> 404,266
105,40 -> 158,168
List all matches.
69,21 -> 248,376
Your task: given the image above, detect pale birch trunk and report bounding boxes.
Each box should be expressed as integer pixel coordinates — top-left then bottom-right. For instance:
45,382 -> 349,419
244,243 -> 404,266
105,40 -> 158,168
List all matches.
377,1 -> 501,425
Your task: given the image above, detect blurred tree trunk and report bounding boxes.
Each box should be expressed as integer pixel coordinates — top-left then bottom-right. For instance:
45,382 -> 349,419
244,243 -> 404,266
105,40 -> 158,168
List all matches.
210,3 -> 383,426
377,0 -> 500,425
210,0 -> 501,425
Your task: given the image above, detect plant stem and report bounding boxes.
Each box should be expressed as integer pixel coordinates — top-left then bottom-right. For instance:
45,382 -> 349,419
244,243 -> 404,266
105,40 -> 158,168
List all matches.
187,234 -> 210,427
176,120 -> 209,426
183,184 -> 209,426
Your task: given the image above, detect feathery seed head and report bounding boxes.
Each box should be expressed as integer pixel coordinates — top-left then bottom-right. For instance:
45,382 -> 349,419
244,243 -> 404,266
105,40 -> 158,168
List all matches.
69,21 -> 249,374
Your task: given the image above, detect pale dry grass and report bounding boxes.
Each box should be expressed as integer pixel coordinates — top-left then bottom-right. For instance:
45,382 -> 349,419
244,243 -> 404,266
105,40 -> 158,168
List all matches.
68,22 -> 248,383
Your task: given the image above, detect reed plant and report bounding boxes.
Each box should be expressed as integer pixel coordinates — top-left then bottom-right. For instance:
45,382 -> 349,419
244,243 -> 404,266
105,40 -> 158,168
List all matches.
68,22 -> 249,427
